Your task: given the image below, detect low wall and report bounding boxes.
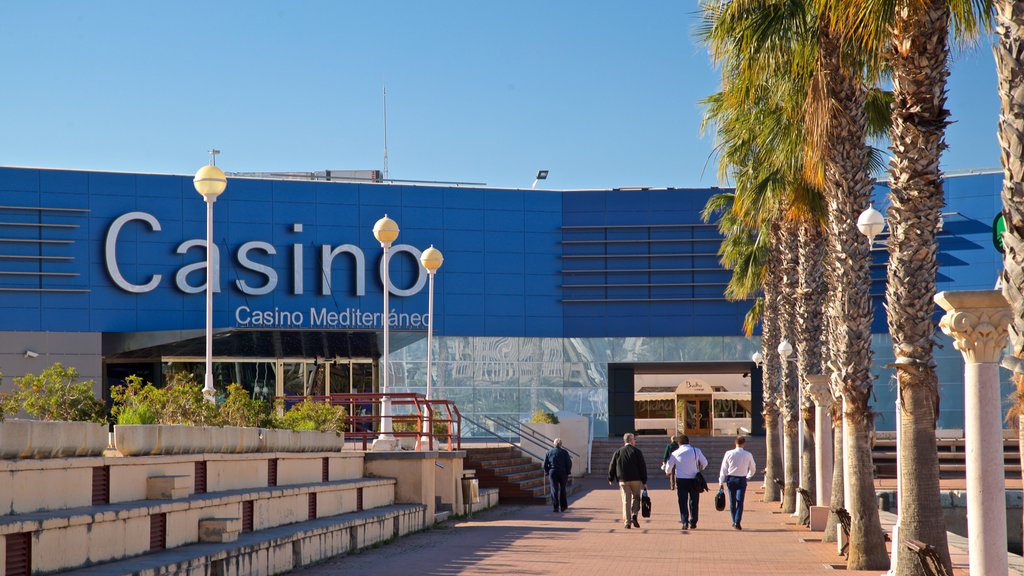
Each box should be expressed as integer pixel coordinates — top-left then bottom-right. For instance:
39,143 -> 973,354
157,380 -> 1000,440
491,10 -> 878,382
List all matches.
364,451 -> 468,519
878,489 -> 1024,554
0,452 -> 365,515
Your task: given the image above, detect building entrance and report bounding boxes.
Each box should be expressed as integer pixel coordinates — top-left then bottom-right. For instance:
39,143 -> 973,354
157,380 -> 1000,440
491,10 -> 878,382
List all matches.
609,361 -> 763,438
678,395 -> 713,436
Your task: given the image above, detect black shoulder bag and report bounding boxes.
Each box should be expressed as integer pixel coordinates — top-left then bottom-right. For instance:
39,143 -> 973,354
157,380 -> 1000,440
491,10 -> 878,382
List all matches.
693,450 -> 709,492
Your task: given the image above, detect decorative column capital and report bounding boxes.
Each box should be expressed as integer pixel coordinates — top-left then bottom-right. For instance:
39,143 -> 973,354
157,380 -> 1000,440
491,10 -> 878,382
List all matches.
803,374 -> 834,409
935,290 -> 1012,364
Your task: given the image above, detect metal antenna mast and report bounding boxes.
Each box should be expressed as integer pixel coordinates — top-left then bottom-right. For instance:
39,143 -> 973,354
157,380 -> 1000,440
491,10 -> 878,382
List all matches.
383,83 -> 389,181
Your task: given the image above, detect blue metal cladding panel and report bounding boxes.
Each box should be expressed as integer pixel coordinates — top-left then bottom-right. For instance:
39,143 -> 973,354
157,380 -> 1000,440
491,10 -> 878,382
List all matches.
561,188 -> 751,338
868,174 -> 1003,333
0,167 -> 1005,341
0,168 -> 566,338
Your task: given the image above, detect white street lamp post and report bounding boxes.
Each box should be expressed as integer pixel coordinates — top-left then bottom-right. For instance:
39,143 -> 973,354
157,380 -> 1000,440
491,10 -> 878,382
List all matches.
778,339 -> 801,517
372,215 -> 400,450
419,245 -> 443,448
193,151 -> 227,403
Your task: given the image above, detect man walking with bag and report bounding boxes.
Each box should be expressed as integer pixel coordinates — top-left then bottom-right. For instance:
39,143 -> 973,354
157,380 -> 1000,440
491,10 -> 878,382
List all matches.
666,435 -> 707,530
543,438 -> 572,513
608,433 -> 648,529
719,435 -> 757,530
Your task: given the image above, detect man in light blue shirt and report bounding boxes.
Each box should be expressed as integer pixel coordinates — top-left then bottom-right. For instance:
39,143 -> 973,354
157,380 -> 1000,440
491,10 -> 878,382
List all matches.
718,435 -> 757,530
666,435 -> 707,530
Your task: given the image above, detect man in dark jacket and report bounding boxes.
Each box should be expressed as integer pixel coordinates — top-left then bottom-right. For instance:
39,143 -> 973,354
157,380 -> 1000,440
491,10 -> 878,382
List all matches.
543,438 -> 573,512
608,432 -> 648,529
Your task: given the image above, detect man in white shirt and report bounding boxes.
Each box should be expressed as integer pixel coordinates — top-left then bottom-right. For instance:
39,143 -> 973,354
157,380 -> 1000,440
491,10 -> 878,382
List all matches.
666,435 -> 708,530
718,435 -> 757,530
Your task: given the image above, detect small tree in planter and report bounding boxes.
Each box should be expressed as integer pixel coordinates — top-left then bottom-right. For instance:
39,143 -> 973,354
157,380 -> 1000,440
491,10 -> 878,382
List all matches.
529,410 -> 559,425
220,384 -> 275,428
3,364 -> 109,458
15,363 -> 105,423
277,399 -> 347,432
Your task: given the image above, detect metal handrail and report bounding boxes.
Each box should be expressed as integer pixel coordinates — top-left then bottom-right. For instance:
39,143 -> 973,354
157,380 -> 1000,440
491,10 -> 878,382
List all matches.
488,415 -> 581,460
276,392 -> 462,451
460,415 -> 547,462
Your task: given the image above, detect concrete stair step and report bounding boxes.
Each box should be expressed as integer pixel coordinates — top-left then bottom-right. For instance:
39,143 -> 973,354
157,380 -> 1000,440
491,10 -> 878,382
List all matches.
58,504 -> 427,576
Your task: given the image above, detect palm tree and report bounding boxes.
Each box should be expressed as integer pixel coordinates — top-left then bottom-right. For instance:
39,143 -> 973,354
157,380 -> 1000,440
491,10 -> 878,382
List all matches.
823,2 -> 993,573
995,0 -> 1024,554
699,2 -> 891,566
702,192 -> 786,503
796,216 -> 825,525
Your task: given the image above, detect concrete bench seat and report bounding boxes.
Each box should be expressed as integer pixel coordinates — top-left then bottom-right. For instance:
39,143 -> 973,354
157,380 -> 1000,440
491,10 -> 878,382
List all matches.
0,478 -> 398,574
0,477 -> 394,537
57,503 -> 427,576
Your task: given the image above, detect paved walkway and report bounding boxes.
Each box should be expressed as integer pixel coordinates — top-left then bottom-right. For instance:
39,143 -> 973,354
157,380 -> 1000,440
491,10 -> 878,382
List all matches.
294,477 -> 895,576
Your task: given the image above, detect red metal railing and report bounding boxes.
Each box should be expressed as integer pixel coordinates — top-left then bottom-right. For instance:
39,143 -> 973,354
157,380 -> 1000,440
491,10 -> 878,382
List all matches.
276,392 -> 462,451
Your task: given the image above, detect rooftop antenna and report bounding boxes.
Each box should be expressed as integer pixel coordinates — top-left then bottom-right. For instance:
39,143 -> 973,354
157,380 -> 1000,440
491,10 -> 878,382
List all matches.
208,148 -> 220,166
383,83 -> 389,181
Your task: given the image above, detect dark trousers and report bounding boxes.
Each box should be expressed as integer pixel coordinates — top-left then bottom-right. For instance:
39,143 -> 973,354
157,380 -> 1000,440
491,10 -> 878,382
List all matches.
726,476 -> 748,525
549,472 -> 568,511
676,478 -> 700,526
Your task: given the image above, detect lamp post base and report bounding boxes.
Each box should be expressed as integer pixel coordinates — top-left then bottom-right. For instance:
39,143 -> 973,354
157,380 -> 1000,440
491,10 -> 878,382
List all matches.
370,437 -> 399,452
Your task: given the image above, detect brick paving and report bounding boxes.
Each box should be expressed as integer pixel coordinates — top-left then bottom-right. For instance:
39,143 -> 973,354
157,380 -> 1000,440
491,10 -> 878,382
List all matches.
294,477 -> 892,576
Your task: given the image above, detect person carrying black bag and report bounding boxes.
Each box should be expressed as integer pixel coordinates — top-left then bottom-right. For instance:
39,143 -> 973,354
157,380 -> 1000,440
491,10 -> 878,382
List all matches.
718,435 -> 757,530
665,435 -> 707,531
608,433 -> 648,530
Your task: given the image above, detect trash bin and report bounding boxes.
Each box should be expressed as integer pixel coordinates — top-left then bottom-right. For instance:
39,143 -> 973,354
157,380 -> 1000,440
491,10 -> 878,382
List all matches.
462,477 -> 480,505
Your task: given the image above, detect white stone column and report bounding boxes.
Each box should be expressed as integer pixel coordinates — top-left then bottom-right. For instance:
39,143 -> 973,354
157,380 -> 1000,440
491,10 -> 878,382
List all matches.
935,290 -> 1011,576
805,375 -> 833,507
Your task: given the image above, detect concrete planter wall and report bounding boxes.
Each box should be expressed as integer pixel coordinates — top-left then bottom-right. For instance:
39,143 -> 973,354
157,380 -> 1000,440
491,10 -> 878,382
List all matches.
0,419 -> 108,459
113,425 -> 345,456
258,428 -> 344,452
114,425 -> 260,456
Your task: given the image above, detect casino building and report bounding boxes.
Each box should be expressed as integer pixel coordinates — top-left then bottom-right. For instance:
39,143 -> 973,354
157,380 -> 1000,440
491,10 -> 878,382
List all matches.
0,166 -> 1007,438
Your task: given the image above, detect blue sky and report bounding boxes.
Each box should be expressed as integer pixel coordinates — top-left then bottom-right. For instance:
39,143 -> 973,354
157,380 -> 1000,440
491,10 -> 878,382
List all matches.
0,1 -> 1002,190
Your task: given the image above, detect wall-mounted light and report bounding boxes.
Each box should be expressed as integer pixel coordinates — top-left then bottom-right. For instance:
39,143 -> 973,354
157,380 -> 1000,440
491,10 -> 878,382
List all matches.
531,170 -> 549,189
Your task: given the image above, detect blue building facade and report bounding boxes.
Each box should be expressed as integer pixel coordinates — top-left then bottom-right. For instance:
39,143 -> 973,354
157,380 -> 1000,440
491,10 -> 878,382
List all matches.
0,166 -> 1007,436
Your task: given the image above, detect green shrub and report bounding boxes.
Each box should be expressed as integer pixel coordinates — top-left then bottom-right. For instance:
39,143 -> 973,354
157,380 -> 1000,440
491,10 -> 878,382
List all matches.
111,374 -> 161,425
220,384 -> 275,428
116,403 -> 159,425
160,372 -> 220,426
15,363 -> 106,423
392,418 -> 419,433
529,410 -> 559,425
111,373 -> 220,427
0,384 -> 18,422
277,399 -> 348,433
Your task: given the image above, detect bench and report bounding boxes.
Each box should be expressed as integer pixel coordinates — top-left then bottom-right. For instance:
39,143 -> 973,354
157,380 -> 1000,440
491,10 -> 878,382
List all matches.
832,507 -> 852,556
904,538 -> 953,576
797,488 -> 813,527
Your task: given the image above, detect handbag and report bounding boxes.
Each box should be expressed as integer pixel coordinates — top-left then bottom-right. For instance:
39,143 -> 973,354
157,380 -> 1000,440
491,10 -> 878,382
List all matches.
693,450 -> 709,493
641,489 -> 652,518
715,488 -> 726,511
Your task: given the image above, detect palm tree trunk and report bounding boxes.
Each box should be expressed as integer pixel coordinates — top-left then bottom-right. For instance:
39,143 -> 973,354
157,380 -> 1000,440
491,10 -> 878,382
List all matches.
996,0 -> 1024,556
779,221 -> 800,514
796,219 -> 824,525
887,2 -> 953,574
798,405 -> 815,525
818,28 -> 890,570
823,406 -> 844,542
844,409 -> 890,569
763,271 -> 784,503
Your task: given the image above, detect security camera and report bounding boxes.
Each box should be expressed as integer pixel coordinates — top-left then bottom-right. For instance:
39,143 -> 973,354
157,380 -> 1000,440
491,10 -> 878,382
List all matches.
23,350 -> 38,359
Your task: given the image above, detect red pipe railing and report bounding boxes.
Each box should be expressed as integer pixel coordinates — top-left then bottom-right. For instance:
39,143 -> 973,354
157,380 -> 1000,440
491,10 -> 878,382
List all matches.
276,392 -> 462,451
